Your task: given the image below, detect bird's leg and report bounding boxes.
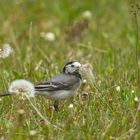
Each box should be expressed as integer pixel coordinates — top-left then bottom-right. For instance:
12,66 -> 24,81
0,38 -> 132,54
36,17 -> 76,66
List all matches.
54,100 -> 59,111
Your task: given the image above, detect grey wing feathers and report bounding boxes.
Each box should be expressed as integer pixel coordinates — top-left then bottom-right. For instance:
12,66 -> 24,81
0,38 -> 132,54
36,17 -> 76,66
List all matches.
35,74 -> 79,91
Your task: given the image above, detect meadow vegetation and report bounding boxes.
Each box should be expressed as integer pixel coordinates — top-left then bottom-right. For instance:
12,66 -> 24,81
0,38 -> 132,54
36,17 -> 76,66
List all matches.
0,0 -> 140,139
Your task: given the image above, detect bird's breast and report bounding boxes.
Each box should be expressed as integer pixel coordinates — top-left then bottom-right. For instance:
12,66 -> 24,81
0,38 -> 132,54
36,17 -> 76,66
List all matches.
50,90 -> 74,99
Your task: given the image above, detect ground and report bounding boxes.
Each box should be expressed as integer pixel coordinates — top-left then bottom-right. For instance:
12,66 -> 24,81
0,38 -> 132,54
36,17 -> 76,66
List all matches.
0,0 -> 140,140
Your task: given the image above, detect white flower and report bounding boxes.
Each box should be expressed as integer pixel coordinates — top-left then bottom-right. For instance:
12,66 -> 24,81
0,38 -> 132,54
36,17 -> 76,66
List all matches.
131,90 -> 135,93
29,130 -> 37,136
82,10 -> 92,19
0,43 -> 13,59
8,79 -> 35,97
134,97 -> 139,102
116,86 -> 120,92
83,79 -> 87,84
68,104 -> 73,109
40,32 -> 55,42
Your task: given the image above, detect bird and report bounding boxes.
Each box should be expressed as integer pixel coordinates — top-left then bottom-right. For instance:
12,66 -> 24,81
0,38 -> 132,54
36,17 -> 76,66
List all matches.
35,61 -> 82,111
0,61 -> 82,111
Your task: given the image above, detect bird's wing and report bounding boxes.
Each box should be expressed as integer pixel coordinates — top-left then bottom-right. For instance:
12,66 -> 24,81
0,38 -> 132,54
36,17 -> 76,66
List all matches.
35,74 -> 78,91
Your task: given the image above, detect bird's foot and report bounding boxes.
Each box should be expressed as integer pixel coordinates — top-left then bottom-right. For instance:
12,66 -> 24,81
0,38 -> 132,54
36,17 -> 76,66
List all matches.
54,100 -> 59,111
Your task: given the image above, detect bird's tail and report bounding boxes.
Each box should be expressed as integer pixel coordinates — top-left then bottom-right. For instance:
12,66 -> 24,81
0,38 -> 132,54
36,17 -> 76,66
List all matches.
0,93 -> 11,97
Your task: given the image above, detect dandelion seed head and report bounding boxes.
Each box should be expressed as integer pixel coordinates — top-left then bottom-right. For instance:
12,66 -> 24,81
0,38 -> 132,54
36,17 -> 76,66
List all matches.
0,43 -> 13,59
40,32 -> 55,42
81,63 -> 95,85
8,79 -> 35,97
82,10 -> 92,19
0,136 -> 4,140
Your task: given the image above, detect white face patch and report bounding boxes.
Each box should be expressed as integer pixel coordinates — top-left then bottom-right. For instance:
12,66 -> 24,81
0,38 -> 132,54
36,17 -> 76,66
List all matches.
65,62 -> 81,74
72,62 -> 81,68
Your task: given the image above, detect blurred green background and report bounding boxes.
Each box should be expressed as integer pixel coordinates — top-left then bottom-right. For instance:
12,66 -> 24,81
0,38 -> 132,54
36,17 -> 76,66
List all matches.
0,0 -> 140,140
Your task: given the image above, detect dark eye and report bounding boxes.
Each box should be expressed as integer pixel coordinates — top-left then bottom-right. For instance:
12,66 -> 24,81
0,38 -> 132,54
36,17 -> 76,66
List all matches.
71,65 -> 74,67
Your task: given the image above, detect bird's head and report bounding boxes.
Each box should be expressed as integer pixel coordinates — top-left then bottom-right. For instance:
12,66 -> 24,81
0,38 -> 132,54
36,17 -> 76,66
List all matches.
63,61 -> 82,74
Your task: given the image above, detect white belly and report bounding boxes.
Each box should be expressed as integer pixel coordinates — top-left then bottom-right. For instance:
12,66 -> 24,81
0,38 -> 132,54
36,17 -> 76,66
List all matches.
36,90 -> 77,100
51,90 -> 75,99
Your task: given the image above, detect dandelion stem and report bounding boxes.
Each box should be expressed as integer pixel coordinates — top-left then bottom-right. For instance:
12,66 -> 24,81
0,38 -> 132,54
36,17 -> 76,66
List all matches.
134,12 -> 140,86
25,95 -> 50,125
25,95 -> 62,130
29,22 -> 33,48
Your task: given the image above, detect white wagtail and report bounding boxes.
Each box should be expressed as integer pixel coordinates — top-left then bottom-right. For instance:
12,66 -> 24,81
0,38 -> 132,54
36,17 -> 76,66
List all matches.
35,61 -> 82,111
0,61 -> 82,111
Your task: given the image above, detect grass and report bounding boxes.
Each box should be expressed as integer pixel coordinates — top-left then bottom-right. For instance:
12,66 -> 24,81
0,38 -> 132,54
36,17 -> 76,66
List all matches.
0,0 -> 140,139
